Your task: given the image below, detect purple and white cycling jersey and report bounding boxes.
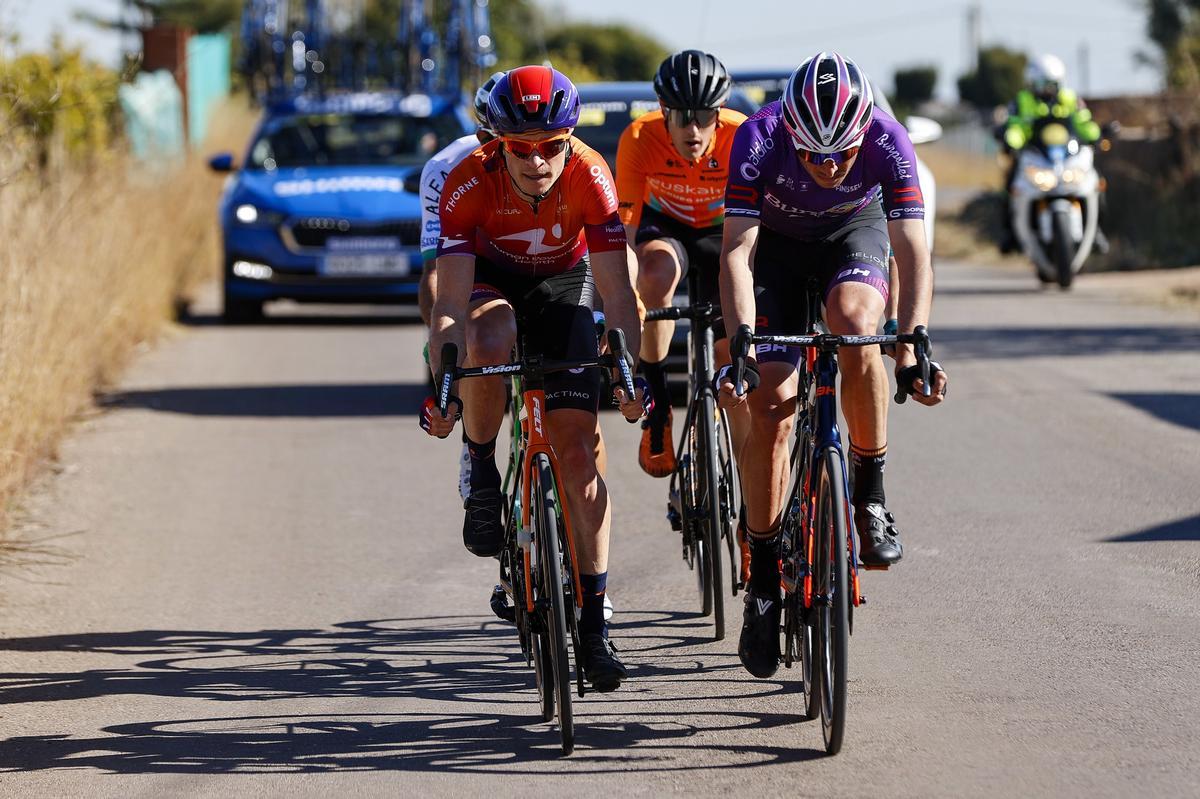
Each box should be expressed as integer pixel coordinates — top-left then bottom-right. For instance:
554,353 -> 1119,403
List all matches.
725,101 -> 924,240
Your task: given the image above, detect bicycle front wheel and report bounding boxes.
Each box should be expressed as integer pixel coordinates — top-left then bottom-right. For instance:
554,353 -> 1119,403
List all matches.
532,453 -> 574,755
697,391 -> 725,641
814,447 -> 850,755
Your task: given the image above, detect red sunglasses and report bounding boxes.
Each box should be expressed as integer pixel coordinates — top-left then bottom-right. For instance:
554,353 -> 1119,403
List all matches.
501,133 -> 572,160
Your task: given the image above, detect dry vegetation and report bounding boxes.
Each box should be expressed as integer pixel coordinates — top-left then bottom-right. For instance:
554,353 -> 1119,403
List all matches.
0,99 -> 256,531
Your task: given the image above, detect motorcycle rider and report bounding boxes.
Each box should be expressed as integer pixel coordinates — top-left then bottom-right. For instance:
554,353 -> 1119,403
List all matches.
999,54 -> 1105,254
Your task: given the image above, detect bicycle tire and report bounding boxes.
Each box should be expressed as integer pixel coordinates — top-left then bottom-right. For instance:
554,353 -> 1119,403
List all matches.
716,408 -> 740,598
814,447 -> 850,754
681,411 -> 714,617
697,390 -> 725,641
533,453 -> 574,755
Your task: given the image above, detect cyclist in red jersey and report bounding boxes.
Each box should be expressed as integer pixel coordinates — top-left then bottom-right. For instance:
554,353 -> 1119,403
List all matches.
422,66 -> 645,691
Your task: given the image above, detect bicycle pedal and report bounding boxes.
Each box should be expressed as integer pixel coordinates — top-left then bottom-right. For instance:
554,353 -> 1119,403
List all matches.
860,563 -> 890,572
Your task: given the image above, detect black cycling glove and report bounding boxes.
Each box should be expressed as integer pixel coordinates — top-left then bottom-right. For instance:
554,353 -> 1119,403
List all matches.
895,361 -> 945,404
713,360 -> 760,395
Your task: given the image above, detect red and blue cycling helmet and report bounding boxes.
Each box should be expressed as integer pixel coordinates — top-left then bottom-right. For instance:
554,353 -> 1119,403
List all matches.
486,65 -> 581,135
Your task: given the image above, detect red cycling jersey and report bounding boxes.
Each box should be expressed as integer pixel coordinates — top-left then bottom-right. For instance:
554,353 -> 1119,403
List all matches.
437,137 -> 627,276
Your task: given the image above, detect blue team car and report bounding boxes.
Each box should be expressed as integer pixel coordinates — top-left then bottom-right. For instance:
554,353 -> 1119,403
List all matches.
209,91 -> 472,320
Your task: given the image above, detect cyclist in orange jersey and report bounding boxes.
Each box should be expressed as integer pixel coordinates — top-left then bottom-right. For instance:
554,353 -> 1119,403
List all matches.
423,65 -> 646,692
617,50 -> 746,478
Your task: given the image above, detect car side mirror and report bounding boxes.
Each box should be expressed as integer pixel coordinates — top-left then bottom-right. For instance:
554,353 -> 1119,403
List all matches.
905,115 -> 943,146
403,170 -> 422,194
208,153 -> 235,173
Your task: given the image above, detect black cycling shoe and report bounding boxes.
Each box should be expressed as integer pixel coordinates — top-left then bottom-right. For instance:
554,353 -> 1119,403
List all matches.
462,487 -> 504,557
579,633 -> 627,692
855,502 -> 903,566
738,589 -> 781,678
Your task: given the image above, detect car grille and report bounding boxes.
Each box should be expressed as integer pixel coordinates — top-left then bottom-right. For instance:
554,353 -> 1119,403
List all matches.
289,217 -> 422,249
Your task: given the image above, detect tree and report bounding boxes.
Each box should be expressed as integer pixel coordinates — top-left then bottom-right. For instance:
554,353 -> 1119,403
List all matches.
893,65 -> 938,111
957,45 -> 1026,110
1142,0 -> 1200,89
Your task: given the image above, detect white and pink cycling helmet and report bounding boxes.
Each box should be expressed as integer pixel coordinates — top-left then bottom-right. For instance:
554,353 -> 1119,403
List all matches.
781,52 -> 875,153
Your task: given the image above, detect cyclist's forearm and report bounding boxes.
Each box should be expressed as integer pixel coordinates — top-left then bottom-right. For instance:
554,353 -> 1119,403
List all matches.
429,255 -> 474,376
887,219 -> 934,360
720,219 -> 759,347
592,247 -> 642,367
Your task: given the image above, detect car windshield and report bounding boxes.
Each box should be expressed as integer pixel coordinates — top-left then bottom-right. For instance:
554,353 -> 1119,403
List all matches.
573,98 -> 661,162
249,111 -> 462,169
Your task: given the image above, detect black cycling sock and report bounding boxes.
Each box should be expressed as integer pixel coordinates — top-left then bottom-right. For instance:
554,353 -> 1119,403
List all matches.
851,443 -> 887,507
580,571 -> 608,638
641,358 -> 670,423
748,529 -> 781,596
465,433 -> 500,493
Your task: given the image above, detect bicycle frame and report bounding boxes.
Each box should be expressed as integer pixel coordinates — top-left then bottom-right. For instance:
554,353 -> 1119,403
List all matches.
512,354 -> 584,615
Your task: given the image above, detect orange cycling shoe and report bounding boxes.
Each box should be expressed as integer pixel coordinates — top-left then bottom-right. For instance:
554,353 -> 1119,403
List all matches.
638,409 -> 676,478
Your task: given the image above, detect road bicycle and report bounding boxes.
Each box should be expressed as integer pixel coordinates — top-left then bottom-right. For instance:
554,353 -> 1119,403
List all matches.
728,302 -> 932,755
435,329 -> 637,756
645,269 -> 739,641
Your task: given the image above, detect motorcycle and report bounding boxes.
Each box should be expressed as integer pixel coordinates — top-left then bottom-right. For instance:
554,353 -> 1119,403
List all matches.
1008,117 -> 1103,289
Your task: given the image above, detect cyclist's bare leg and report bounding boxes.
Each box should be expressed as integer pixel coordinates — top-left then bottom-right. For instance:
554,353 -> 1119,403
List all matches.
461,297 -> 517,443
635,238 -> 685,362
824,282 -> 887,451
546,408 -> 610,573
741,362 -> 800,533
594,424 -> 607,477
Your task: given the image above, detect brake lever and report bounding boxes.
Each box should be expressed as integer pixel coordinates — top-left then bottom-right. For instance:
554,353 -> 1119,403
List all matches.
732,324 -> 751,397
437,343 -> 458,416
607,328 -> 639,422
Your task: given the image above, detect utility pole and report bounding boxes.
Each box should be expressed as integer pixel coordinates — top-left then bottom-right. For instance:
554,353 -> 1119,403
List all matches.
1078,40 -> 1091,96
967,2 -> 982,74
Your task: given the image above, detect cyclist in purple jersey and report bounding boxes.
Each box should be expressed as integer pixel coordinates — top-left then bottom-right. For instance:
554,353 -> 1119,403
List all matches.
716,52 -> 948,679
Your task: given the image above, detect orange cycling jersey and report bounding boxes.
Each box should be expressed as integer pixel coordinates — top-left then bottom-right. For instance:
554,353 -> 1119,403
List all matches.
616,107 -> 747,230
437,137 -> 627,276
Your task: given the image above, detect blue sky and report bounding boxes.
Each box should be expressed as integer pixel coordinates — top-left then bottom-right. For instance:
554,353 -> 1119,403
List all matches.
3,0 -> 1163,99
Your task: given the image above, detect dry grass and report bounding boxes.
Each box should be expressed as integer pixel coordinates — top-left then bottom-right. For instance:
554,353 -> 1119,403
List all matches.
0,98 -> 256,532
920,143 -> 1003,194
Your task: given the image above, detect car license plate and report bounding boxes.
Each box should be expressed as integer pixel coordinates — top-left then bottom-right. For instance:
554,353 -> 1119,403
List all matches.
321,254 -> 411,276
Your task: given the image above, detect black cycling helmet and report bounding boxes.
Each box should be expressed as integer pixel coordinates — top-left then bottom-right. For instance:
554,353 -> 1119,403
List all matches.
653,49 -> 732,110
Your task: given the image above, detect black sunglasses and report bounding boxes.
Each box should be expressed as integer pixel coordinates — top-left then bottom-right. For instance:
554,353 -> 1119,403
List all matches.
665,107 -> 719,128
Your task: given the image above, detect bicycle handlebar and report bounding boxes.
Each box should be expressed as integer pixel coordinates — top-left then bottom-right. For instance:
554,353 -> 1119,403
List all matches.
434,329 -> 638,415
727,324 -> 934,404
644,302 -> 720,323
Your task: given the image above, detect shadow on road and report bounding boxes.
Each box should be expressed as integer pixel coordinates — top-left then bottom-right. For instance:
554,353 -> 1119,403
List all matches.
1107,393 -> 1200,432
99,383 -> 430,417
937,325 -> 1200,360
180,308 -> 423,328
1105,513 -> 1200,542
0,613 -> 823,774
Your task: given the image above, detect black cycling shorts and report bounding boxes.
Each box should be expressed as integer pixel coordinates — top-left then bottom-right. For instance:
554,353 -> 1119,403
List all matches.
469,258 -> 600,414
635,207 -> 725,338
752,199 -> 891,367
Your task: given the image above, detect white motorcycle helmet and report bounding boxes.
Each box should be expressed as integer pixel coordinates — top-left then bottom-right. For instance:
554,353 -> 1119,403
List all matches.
1026,54 -> 1067,102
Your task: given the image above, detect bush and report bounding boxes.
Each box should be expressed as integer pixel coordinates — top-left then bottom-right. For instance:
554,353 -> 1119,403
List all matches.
0,43 -> 121,173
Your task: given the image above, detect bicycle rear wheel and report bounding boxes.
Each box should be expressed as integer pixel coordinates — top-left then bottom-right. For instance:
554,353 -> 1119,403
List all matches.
533,453 -> 574,755
813,447 -> 850,755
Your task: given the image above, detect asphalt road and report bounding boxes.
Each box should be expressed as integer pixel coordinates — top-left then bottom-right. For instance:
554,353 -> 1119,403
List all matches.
2,260 -> 1198,797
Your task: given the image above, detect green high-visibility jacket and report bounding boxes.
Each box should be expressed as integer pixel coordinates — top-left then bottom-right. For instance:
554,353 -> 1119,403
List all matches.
1003,88 -> 1101,151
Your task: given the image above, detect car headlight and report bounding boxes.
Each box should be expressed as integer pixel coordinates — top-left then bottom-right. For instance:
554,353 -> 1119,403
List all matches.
1023,166 -> 1058,191
234,204 -> 285,226
1061,169 -> 1078,184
